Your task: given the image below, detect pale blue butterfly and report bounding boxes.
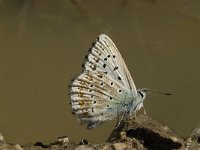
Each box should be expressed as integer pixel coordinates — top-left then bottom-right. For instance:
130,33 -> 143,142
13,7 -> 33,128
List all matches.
69,34 -> 170,129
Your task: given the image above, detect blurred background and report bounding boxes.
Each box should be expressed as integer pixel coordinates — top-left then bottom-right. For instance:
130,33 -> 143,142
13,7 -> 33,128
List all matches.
0,0 -> 200,145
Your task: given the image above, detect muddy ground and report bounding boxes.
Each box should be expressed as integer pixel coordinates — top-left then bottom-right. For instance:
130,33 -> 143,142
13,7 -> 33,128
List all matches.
1,115 -> 200,150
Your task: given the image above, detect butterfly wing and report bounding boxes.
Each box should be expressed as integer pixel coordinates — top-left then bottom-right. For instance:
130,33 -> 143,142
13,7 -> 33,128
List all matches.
96,34 -> 137,94
70,34 -> 137,129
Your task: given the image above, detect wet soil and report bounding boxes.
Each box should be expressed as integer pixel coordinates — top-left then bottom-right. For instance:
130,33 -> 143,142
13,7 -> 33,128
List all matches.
1,115 -> 200,150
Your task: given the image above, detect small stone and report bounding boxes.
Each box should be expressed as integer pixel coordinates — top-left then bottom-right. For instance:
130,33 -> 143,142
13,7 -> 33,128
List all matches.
34,142 -> 49,148
101,145 -> 110,150
112,143 -> 127,150
14,144 -> 23,150
0,143 -> 23,150
120,131 -> 126,140
79,139 -> 89,145
0,132 -> 5,143
57,136 -> 69,144
75,145 -> 92,150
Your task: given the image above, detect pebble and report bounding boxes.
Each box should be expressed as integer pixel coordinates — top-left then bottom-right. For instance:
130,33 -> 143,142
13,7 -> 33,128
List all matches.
0,132 -> 5,143
56,136 -> 69,145
112,143 -> 127,150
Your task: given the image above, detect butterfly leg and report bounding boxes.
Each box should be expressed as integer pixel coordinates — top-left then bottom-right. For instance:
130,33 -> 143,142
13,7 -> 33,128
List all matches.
115,112 -> 125,129
133,107 -> 146,118
129,108 -> 137,120
142,105 -> 147,115
134,111 -> 137,119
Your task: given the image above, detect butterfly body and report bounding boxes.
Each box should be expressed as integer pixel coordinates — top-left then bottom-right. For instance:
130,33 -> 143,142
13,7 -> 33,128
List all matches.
70,34 -> 147,129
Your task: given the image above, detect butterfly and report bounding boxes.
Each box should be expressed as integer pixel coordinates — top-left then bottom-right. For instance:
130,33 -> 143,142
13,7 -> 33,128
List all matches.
69,34 -> 170,130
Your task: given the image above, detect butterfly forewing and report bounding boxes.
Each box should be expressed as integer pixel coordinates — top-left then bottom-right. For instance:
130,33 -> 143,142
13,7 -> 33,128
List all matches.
70,34 -> 137,129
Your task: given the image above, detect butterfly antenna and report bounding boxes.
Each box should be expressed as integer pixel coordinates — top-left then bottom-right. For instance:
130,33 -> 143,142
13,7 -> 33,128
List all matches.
145,88 -> 172,95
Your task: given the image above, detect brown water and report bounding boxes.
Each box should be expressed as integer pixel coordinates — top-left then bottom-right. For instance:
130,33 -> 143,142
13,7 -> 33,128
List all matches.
0,0 -> 200,145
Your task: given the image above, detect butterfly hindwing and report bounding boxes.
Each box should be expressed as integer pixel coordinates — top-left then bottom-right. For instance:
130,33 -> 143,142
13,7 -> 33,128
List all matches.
70,34 -> 137,129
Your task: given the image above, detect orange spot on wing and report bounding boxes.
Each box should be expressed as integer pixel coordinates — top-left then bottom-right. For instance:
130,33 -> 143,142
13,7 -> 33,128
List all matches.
86,75 -> 93,81
79,101 -> 84,106
78,93 -> 83,97
85,101 -> 93,106
80,81 -> 86,86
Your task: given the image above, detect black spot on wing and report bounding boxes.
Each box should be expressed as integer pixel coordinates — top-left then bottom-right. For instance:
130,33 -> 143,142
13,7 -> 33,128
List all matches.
113,66 -> 118,71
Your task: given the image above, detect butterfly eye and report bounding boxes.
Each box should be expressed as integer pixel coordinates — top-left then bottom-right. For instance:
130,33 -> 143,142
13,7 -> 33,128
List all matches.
139,91 -> 144,98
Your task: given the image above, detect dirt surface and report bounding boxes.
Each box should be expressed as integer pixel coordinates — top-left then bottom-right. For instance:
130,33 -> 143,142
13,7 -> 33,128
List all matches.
1,115 -> 200,150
